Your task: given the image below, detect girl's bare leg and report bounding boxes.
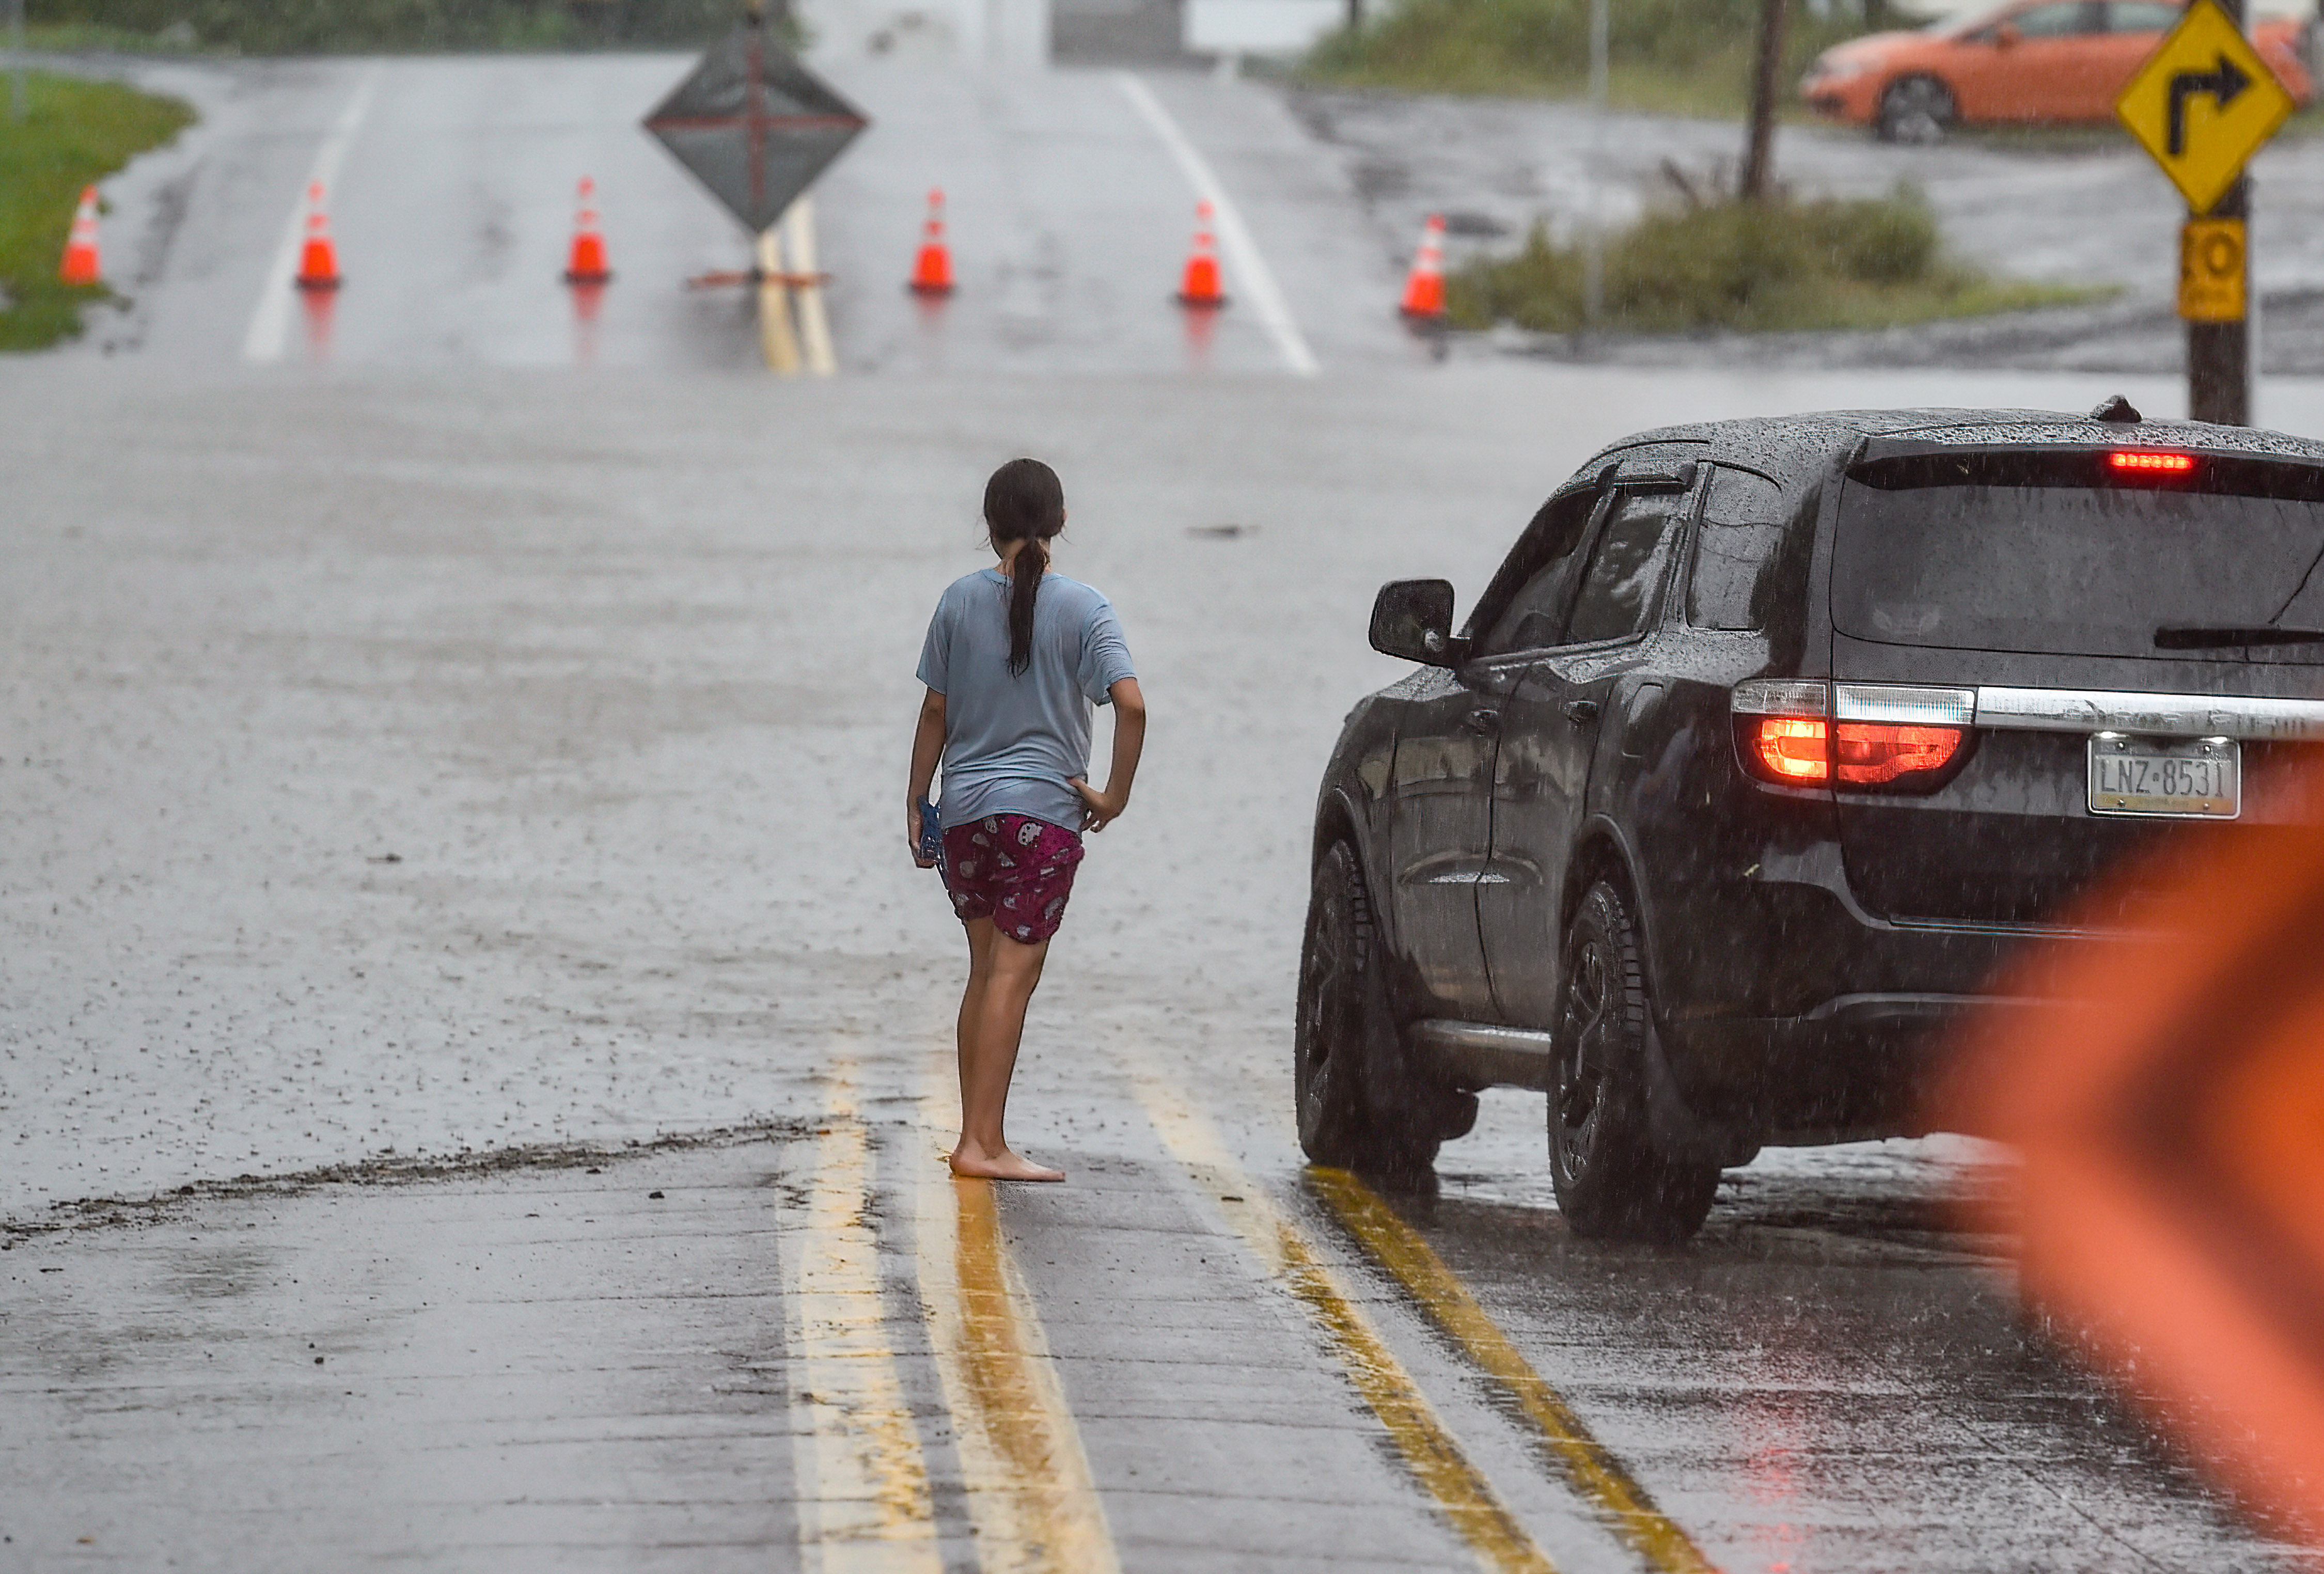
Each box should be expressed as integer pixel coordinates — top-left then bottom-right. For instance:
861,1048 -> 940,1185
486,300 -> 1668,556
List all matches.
951,917 -> 1063,1181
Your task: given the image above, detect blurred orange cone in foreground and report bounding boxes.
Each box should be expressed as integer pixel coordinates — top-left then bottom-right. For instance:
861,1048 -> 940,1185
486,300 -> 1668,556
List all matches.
295,182 -> 342,291
563,176 -> 612,286
58,186 -> 102,286
1399,214 -> 1446,320
909,188 -> 954,296
1949,797 -> 2324,1542
1175,200 -> 1226,308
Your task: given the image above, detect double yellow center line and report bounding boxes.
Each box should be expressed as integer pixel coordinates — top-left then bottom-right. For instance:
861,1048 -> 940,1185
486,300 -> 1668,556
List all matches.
916,1144 -> 1120,1573
1124,1069 -> 1562,1573
789,1055 -> 1117,1572
1307,1167 -> 1720,1574
789,1046 -> 1714,1574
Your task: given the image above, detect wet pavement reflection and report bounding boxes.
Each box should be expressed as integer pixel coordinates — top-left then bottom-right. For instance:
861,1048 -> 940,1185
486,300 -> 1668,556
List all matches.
1340,1147 -> 2295,1572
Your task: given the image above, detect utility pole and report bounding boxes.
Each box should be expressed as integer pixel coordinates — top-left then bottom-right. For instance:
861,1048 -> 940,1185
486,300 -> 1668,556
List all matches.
2188,0 -> 2251,423
1582,0 -> 1607,325
1739,0 -> 1787,199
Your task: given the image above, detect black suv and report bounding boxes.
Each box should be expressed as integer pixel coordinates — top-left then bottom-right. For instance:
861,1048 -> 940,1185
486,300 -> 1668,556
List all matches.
1296,404 -> 2324,1240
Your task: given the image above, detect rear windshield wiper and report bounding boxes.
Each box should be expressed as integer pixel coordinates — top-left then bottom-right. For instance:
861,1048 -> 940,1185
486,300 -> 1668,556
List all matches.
2155,624 -> 2324,649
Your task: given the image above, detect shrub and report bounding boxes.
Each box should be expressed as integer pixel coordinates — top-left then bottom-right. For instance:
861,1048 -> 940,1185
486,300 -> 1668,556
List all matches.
1814,188 -> 1938,284
25,0 -> 748,52
1444,184 -> 2067,335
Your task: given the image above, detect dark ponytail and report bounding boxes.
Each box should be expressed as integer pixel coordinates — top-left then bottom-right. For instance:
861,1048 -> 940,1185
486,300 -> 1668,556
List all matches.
982,458 -> 1066,677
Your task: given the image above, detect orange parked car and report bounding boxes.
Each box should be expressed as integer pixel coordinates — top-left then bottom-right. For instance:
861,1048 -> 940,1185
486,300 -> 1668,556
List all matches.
1801,0 -> 2314,140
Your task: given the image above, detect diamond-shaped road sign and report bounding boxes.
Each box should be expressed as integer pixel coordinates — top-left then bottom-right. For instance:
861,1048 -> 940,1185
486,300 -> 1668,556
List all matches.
2116,0 -> 2294,214
1951,809 -> 2324,1534
643,18 -> 868,235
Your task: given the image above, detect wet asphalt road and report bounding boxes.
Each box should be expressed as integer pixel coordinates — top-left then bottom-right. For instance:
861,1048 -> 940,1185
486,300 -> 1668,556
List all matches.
5,45 -> 2324,1573
59,53 -> 1422,373
7,363 -> 2321,1570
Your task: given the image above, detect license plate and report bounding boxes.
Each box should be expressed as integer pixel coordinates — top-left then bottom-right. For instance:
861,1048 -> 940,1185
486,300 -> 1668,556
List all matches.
2087,733 -> 2240,819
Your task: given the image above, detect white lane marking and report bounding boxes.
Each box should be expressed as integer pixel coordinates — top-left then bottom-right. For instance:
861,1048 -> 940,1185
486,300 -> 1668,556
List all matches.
241,72 -> 377,363
1114,72 -> 1320,378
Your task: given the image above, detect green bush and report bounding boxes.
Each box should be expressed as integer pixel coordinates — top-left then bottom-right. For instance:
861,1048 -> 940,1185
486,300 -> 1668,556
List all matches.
1446,185 -> 2090,335
25,0 -> 753,52
1821,186 -> 1937,282
1304,0 -> 1917,116
0,71 -> 195,352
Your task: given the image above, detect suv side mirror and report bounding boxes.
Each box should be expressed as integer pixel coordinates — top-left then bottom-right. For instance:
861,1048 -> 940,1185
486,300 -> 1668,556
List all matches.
1370,579 -> 1457,665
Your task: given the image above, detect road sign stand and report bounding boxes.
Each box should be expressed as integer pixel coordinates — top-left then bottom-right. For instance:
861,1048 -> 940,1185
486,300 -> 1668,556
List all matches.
642,9 -> 866,375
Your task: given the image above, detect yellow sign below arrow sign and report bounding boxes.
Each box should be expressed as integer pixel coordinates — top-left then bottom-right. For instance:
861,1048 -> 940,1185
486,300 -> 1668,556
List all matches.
2117,0 -> 2295,214
2179,216 -> 2247,320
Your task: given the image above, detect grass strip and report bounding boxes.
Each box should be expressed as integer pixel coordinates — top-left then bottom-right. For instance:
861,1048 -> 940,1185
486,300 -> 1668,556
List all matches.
1448,184 -> 2111,336
0,70 -> 195,352
23,0 -> 768,54
1301,0 -> 1912,118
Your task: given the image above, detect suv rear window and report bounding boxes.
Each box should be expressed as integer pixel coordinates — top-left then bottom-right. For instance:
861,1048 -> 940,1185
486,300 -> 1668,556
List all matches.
1834,450 -> 2324,657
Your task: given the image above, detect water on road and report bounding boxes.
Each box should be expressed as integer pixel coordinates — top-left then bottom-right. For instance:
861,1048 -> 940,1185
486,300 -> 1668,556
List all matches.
5,44 -> 2320,1573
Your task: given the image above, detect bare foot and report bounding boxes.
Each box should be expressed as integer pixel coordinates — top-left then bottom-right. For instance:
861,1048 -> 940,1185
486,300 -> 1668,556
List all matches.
949,1142 -> 1065,1182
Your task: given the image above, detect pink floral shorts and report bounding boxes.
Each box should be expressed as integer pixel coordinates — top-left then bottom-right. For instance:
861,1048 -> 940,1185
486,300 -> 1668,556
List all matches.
940,814 -> 1085,943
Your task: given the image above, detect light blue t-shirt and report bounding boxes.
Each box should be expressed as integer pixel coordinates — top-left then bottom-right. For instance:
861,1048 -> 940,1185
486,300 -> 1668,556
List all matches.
916,569 -> 1137,832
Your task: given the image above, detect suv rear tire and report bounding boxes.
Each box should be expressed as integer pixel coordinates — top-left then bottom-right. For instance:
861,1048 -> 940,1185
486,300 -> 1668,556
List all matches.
1295,842 -> 1455,1179
1549,880 -> 1721,1242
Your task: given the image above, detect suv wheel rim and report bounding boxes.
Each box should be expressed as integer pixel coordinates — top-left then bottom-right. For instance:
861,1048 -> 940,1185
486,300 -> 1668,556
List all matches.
1555,936 -> 1612,1182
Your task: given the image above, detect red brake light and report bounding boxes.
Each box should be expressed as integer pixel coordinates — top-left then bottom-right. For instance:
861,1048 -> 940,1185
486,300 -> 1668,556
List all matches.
2110,451 -> 2194,474
1833,722 -> 1964,784
1752,717 -> 1829,782
1736,681 -> 1973,790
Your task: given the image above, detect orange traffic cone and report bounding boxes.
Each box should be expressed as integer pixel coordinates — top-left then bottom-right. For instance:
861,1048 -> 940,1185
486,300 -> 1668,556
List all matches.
1176,201 -> 1227,308
563,176 -> 613,285
58,186 -> 102,286
1399,213 -> 1447,320
295,182 -> 342,291
909,187 -> 954,296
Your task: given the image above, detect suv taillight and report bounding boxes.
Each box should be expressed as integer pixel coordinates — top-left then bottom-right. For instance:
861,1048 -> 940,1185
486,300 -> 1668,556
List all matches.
1734,680 -> 1832,784
1732,681 -> 1976,790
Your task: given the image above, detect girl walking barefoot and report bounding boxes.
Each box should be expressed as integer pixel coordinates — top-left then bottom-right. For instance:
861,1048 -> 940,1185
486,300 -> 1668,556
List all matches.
907,459 -> 1145,1182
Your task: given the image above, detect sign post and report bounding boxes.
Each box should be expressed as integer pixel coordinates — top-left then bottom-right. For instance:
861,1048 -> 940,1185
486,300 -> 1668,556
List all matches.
2115,0 -> 2293,424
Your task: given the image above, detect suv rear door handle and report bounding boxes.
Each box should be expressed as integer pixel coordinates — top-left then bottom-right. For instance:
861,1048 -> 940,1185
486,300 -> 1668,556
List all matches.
1562,699 -> 1601,726
1463,707 -> 1502,736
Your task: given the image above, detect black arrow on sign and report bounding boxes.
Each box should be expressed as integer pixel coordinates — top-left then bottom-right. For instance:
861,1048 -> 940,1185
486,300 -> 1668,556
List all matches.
2166,53 -> 2252,156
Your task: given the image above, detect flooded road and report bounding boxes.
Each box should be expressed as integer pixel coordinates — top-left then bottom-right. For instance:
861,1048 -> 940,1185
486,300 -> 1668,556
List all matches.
5,362 -> 2318,1568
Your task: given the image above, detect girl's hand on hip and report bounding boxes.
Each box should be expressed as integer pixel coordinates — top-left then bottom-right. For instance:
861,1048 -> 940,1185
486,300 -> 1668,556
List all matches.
1070,777 -> 1126,833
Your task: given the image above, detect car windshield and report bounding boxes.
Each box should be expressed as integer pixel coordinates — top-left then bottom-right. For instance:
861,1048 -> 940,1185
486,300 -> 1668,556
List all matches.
1833,451 -> 2324,657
